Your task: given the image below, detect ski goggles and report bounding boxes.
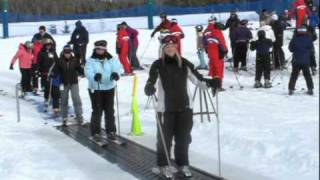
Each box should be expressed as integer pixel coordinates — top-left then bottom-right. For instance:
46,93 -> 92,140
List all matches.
161,35 -> 178,45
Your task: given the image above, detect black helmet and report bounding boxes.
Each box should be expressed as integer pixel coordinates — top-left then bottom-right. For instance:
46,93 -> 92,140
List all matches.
195,25 -> 203,31
160,12 -> 167,19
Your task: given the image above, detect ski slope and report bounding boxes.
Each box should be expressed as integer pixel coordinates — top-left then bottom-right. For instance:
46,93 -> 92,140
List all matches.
0,13 -> 319,180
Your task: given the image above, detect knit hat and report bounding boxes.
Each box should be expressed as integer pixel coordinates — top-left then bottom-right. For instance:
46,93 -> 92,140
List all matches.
63,45 -> 72,53
39,25 -> 46,31
94,40 -> 107,50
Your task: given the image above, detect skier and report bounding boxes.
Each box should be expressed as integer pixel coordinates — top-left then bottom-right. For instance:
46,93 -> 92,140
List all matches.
195,25 -> 208,69
309,6 -> 319,29
38,38 -> 60,113
281,9 -> 294,28
270,14 -> 285,69
144,35 -> 221,178
150,13 -> 172,38
68,20 -> 89,66
260,9 -> 272,26
288,25 -> 314,95
250,30 -> 273,88
223,10 -> 240,57
232,19 -> 253,71
32,26 -> 56,48
85,40 -> 123,141
117,24 -> 133,75
169,18 -> 184,55
204,15 -> 228,90
55,45 -> 84,125
31,39 -> 43,94
9,41 -> 34,97
293,0 -> 309,28
119,22 -> 143,70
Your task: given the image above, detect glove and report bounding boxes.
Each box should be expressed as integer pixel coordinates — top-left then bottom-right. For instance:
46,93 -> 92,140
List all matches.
9,64 -> 13,70
94,73 -> 102,82
204,77 -> 221,89
144,83 -> 156,96
110,72 -> 120,81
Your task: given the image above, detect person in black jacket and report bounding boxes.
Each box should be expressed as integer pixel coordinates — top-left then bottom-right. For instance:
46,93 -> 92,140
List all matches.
250,30 -> 273,88
288,26 -> 314,95
271,14 -> 285,69
55,45 -> 84,125
32,26 -> 56,48
144,35 -> 220,178
38,38 -> 60,111
68,21 -> 89,66
224,10 -> 240,56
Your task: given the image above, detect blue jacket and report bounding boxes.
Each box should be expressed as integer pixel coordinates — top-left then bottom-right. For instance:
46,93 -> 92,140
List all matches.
85,56 -> 123,90
233,26 -> 252,43
309,13 -> 319,29
289,34 -> 314,66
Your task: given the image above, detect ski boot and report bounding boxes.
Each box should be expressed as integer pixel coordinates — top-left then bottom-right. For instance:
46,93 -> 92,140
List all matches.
254,81 -> 263,88
240,66 -> 247,71
307,89 -> 313,95
107,132 -> 117,141
288,89 -> 294,95
233,67 -> 239,72
62,118 -> 68,127
43,100 -> 49,112
264,80 -> 272,88
159,166 -> 174,179
178,166 -> 192,178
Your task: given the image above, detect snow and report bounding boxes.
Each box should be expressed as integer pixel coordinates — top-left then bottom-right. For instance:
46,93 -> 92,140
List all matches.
0,12 -> 319,180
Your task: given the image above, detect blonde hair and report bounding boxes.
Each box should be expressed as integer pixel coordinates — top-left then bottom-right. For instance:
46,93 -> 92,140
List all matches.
161,44 -> 182,68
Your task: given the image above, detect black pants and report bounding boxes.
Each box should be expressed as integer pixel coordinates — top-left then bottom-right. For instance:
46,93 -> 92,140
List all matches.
89,89 -> 116,136
20,68 -> 32,92
31,72 -> 39,90
129,41 -> 140,68
157,109 -> 193,166
74,44 -> 87,65
234,42 -> 248,68
288,65 -> 314,90
43,76 -> 60,109
273,44 -> 285,69
230,40 -> 236,57
310,49 -> 316,68
255,53 -> 271,81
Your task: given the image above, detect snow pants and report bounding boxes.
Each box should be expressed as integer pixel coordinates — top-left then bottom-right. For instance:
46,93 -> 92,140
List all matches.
129,40 -> 141,69
234,42 -> 248,68
255,53 -> 271,81
156,109 -> 193,166
74,44 -> 87,65
61,84 -> 83,119
20,68 -> 32,92
273,43 -> 285,69
89,88 -> 116,136
288,65 -> 314,90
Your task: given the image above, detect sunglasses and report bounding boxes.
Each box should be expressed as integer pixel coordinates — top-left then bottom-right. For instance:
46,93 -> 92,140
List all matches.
161,35 -> 178,44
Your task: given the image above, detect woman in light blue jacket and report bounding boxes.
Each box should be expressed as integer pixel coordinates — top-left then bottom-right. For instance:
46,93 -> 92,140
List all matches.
85,40 -> 123,141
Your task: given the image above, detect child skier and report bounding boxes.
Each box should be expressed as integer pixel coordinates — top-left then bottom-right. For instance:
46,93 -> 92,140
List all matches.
10,41 -> 34,97
250,30 -> 273,88
195,25 -> 208,69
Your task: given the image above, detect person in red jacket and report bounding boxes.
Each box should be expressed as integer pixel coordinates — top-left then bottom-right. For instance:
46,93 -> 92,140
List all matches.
204,16 -> 228,90
169,18 -> 184,55
31,40 -> 43,94
10,41 -> 34,97
117,25 -> 132,75
151,13 -> 172,38
293,0 -> 309,27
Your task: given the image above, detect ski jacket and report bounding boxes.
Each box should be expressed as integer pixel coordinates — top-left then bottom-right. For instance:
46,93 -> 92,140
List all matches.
85,55 -> 123,91
38,48 -> 59,75
32,32 -> 56,47
152,19 -> 172,36
289,34 -> 313,66
32,41 -> 43,65
271,20 -> 285,46
169,23 -> 184,39
309,12 -> 319,29
69,26 -> 89,46
126,27 -> 139,48
117,28 -> 130,54
224,15 -> 240,40
233,25 -> 253,43
11,44 -> 34,69
255,25 -> 276,42
55,55 -> 83,86
250,38 -> 273,55
146,56 -> 207,112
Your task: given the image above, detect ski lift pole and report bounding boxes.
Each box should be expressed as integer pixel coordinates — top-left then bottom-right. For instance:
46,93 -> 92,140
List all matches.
15,83 -> 21,123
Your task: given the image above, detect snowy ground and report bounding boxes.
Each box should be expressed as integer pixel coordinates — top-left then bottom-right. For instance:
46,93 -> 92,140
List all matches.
0,13 -> 319,180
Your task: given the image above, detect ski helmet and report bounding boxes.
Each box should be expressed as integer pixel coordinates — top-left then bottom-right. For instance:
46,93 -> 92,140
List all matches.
195,25 -> 203,31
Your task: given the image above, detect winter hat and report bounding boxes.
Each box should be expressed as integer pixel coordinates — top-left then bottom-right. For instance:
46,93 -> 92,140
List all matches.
63,45 -> 72,53
24,41 -> 34,49
171,18 -> 178,23
240,19 -> 248,25
271,14 -> 278,21
257,30 -> 266,39
120,21 -> 128,26
39,25 -> 46,31
195,25 -> 203,32
94,40 -> 107,50
75,20 -> 82,28
161,35 -> 178,47
43,38 -> 53,45
160,12 -> 167,19
208,15 -> 217,23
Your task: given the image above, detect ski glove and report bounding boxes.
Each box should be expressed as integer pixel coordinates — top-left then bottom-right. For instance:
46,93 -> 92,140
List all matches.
94,73 -> 102,82
204,77 -> 222,89
144,83 -> 156,96
9,64 -> 13,70
110,72 -> 120,81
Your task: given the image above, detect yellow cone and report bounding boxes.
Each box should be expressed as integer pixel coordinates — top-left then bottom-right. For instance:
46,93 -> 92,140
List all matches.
130,75 -> 143,136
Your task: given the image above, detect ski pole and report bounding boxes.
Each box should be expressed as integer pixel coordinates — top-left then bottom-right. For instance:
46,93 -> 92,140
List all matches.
139,37 -> 153,65
15,83 -> 21,123
215,91 -> 222,177
151,95 -> 172,168
115,84 -> 121,136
